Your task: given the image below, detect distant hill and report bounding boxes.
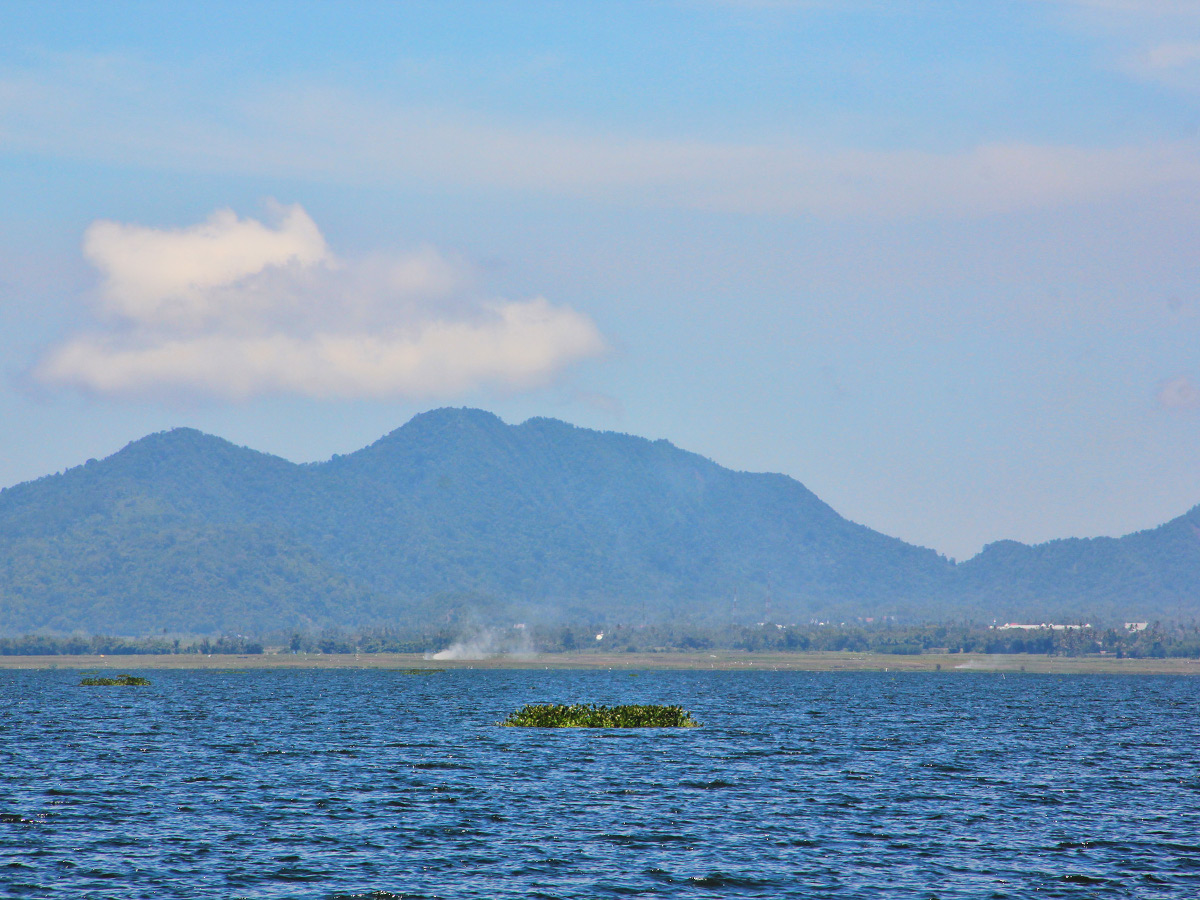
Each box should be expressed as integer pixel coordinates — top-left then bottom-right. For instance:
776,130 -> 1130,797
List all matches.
956,508 -> 1200,624
0,408 -> 1196,635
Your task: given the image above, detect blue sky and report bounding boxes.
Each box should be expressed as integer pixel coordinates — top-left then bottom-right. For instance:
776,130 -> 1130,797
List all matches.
3,0 -> 1200,560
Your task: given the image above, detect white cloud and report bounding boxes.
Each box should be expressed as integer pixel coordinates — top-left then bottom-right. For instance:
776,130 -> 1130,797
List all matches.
35,205 -> 607,400
84,203 -> 330,327
1040,0 -> 1200,88
1142,39 -> 1200,68
1124,38 -> 1200,89
689,0 -> 844,8
5,60 -> 1200,220
1049,1 -> 1200,16
221,89 -> 1200,217
1158,374 -> 1200,410
687,139 -> 1200,217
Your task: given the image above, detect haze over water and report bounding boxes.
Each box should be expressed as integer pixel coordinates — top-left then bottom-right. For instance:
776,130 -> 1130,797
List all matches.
2,668 -> 1198,898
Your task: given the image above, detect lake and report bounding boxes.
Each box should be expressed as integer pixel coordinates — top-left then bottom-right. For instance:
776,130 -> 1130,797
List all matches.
1,668 -> 1198,898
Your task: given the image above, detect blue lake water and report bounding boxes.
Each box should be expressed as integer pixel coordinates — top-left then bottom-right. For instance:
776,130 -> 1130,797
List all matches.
1,667 -> 1198,898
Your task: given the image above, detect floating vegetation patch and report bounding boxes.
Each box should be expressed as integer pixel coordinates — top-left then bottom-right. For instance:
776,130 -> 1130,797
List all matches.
79,674 -> 151,686
399,668 -> 444,675
500,703 -> 699,728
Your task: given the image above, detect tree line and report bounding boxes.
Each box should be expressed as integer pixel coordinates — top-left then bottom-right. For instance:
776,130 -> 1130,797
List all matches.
2,621 -> 1198,658
0,634 -> 264,656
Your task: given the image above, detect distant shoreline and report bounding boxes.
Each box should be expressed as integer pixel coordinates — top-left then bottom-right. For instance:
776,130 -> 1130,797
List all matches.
1,651 -> 1198,674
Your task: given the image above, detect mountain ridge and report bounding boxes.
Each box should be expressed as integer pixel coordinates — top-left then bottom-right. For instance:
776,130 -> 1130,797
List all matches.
1,407 -> 1196,634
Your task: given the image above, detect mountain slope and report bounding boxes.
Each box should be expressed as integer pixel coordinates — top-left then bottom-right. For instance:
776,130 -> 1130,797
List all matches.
0,430 -> 380,634
297,409 -> 953,619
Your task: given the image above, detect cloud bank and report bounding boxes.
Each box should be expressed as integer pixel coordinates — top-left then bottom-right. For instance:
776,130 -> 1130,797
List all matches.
36,204 -> 606,399
6,57 -> 1200,220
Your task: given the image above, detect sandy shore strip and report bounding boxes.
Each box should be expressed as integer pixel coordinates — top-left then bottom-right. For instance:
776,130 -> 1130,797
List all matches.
1,651 -> 1198,674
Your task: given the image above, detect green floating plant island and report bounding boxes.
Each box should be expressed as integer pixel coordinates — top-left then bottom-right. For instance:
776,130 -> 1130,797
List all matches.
80,674 -> 151,686
500,703 -> 699,728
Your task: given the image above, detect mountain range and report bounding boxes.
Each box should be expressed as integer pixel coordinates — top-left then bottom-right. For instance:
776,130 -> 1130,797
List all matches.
2,407 -> 1198,635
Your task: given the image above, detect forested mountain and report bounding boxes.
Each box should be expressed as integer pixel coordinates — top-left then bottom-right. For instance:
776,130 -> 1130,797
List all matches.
957,507 -> 1200,624
0,408 -> 1196,635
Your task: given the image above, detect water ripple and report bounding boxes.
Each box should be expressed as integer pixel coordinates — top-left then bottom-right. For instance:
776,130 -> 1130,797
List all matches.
1,669 -> 1199,898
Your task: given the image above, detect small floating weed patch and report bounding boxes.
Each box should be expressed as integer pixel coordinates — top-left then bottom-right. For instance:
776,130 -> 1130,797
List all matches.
500,703 -> 699,728
80,674 -> 151,686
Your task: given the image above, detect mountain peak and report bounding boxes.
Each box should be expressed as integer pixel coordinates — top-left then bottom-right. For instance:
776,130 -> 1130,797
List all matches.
411,407 -> 506,428
112,427 -> 245,461
371,407 -> 507,445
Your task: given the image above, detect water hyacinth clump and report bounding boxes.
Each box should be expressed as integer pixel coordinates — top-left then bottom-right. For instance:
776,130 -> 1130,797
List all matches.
500,703 -> 699,728
79,674 -> 151,686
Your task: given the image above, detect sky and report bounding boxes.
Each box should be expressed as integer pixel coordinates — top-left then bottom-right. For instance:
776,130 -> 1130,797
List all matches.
3,0 -> 1200,561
